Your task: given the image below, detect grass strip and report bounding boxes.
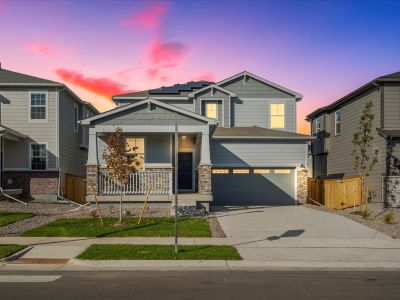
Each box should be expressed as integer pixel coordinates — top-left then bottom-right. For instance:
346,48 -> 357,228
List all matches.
21,217 -> 211,237
0,245 -> 26,259
78,244 -> 242,260
0,211 -> 34,227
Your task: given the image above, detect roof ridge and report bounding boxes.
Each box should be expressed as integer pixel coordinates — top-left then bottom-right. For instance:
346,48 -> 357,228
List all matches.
0,68 -> 61,84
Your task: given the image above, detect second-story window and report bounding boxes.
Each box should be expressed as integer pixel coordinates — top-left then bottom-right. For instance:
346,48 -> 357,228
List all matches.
205,103 -> 217,119
30,92 -> 47,120
335,110 -> 341,135
74,105 -> 79,132
270,103 -> 285,128
314,117 -> 321,135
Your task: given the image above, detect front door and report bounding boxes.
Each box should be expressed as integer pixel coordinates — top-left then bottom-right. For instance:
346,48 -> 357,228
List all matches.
178,152 -> 193,190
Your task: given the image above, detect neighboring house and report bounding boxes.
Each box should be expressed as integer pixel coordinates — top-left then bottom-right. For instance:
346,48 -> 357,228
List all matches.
0,67 -> 98,200
82,71 -> 314,211
306,71 -> 400,207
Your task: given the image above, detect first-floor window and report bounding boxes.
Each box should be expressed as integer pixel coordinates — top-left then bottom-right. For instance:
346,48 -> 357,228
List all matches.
31,144 -> 46,170
126,137 -> 145,170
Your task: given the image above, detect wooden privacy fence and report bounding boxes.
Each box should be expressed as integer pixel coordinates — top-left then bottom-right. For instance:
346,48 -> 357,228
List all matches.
65,174 -> 87,204
307,176 -> 362,209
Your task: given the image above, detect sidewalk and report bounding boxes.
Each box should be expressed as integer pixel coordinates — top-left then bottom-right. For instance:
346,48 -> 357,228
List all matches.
1,236 -> 400,271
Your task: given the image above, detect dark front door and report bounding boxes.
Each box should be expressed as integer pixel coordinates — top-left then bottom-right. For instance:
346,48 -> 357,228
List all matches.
178,152 -> 193,190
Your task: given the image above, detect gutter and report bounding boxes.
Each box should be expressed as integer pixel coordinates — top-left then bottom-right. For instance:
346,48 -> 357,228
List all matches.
212,135 -> 316,140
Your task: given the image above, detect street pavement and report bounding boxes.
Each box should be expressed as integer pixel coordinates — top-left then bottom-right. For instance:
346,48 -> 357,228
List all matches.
0,270 -> 400,299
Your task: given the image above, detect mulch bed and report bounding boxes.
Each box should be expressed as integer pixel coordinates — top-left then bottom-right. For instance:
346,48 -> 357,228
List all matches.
303,203 -> 400,239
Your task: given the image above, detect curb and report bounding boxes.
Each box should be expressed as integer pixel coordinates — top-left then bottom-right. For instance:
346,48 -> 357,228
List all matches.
60,259 -> 400,271
0,246 -> 33,263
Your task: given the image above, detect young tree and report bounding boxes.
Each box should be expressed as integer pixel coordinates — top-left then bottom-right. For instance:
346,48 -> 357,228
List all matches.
103,128 -> 137,224
351,101 -> 379,210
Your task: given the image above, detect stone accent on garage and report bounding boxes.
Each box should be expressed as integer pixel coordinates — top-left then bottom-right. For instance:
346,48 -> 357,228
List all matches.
1,171 -> 58,198
86,164 -> 99,195
198,163 -> 212,195
297,168 -> 308,203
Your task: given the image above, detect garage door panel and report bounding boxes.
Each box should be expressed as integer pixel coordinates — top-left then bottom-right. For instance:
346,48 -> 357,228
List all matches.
212,168 -> 295,206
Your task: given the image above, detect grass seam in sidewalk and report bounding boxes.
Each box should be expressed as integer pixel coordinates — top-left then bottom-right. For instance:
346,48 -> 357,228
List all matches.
0,211 -> 34,227
77,244 -> 242,260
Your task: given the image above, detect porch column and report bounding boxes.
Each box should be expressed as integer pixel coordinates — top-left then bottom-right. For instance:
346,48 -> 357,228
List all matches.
296,167 -> 308,204
86,131 -> 99,195
199,132 -> 212,195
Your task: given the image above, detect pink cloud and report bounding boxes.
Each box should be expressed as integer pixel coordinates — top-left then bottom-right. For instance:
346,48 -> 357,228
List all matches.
55,68 -> 135,98
192,72 -> 216,82
24,42 -> 58,55
148,38 -> 189,68
146,68 -> 160,80
121,3 -> 169,32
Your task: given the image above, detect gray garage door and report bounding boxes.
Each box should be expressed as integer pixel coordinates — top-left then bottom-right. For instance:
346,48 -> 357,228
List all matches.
212,167 -> 296,206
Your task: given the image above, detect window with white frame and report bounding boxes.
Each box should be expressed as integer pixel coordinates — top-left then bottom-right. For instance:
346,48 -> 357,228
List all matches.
30,92 -> 47,120
270,103 -> 285,128
74,105 -> 79,132
205,103 -> 217,119
314,117 -> 321,135
30,144 -> 46,170
335,110 -> 341,135
126,137 -> 145,170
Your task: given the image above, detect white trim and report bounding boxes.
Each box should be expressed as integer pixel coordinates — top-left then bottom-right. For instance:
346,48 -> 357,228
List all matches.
29,142 -> 48,171
229,96 -> 232,127
28,90 -> 48,123
188,84 -> 236,98
335,110 -> 341,136
177,150 -> 195,192
81,98 -> 218,125
91,125 -> 210,134
213,71 -> 303,100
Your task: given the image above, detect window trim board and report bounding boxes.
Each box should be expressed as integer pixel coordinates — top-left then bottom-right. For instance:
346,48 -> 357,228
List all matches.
29,142 -> 48,171
28,90 -> 49,122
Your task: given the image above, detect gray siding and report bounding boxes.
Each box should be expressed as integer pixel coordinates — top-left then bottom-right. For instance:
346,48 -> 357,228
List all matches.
383,82 -> 400,129
94,104 -> 206,126
58,90 -> 91,177
0,87 -> 57,170
211,140 -> 307,167
313,86 -> 386,202
98,133 -> 171,166
195,90 -> 230,127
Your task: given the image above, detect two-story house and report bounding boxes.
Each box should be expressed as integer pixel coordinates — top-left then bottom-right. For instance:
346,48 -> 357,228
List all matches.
0,67 -> 98,200
82,71 -> 313,210
306,71 -> 400,207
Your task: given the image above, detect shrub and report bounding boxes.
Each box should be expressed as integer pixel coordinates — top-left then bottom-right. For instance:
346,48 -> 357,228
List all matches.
384,211 -> 395,224
361,208 -> 370,219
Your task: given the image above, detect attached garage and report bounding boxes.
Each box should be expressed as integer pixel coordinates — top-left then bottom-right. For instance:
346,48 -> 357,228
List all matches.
212,167 -> 296,206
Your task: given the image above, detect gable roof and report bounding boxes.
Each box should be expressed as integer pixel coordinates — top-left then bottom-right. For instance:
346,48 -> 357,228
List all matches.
113,81 -> 213,100
188,71 -> 303,100
306,71 -> 400,121
0,67 -> 99,114
81,98 -> 218,125
212,126 -> 314,140
0,68 -> 61,85
188,84 -> 236,98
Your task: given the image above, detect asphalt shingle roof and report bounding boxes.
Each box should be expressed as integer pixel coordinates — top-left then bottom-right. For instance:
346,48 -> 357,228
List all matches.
0,68 -> 60,85
212,126 -> 311,138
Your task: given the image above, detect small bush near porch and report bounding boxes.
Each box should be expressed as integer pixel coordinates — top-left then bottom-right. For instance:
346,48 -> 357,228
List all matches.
77,244 -> 242,260
0,211 -> 34,227
21,217 -> 211,237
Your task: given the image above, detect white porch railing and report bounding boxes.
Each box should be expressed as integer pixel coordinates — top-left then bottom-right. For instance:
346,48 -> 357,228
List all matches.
99,170 -> 173,195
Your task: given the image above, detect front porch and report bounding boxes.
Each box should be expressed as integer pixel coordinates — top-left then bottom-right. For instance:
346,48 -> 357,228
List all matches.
82,99 -> 217,212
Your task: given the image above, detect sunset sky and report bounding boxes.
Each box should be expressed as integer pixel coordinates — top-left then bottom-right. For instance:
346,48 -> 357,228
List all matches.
1,0 -> 399,134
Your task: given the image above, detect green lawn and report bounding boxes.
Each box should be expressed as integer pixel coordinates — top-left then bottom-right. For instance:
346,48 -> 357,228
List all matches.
77,244 -> 242,260
0,245 -> 26,259
0,211 -> 34,227
21,217 -> 211,237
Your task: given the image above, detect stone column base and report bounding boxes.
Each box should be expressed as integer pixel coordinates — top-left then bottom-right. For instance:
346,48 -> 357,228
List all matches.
297,168 -> 308,203
198,163 -> 212,195
86,164 -> 100,195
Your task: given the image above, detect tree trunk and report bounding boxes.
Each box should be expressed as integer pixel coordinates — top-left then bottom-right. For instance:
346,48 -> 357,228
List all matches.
119,187 -> 123,223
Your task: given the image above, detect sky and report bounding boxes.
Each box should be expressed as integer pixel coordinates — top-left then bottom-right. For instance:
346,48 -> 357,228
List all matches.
1,0 -> 400,134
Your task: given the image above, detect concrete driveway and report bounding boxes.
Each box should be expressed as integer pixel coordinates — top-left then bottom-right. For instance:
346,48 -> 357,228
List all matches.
213,205 -> 400,262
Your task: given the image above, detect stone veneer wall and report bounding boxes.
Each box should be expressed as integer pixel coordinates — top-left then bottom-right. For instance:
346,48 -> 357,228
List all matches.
1,171 -> 58,196
198,164 -> 212,195
86,164 -> 99,195
297,168 -> 308,203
